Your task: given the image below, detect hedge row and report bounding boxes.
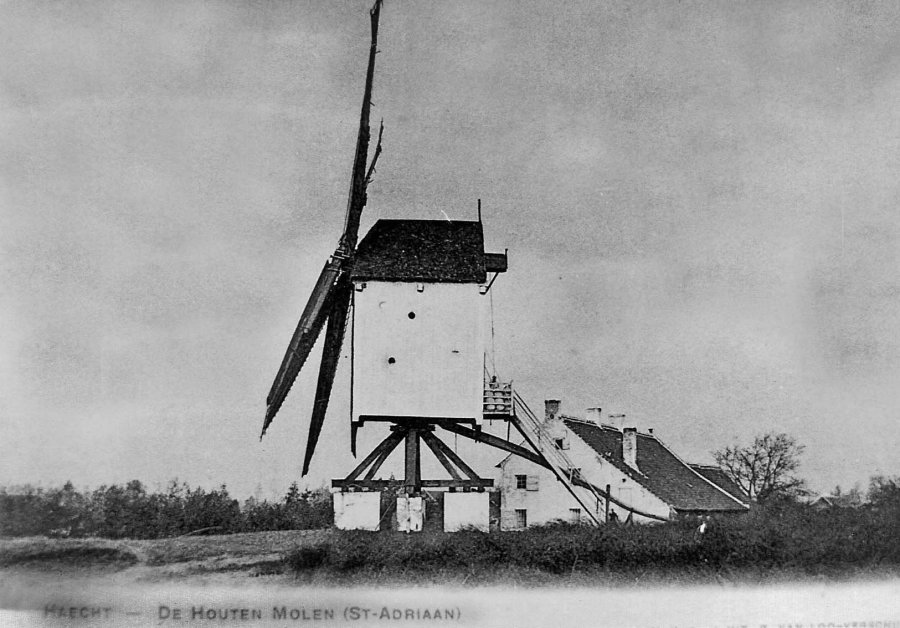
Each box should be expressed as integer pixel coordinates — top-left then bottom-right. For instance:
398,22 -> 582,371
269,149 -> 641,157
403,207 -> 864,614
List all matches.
0,481 -> 332,539
287,500 -> 900,576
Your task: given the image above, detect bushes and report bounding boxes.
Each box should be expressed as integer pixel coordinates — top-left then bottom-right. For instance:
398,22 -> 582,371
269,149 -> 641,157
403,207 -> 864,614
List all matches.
285,529 -> 510,576
701,501 -> 900,570
288,544 -> 329,570
284,504 -> 900,580
240,483 -> 333,532
0,481 -> 333,539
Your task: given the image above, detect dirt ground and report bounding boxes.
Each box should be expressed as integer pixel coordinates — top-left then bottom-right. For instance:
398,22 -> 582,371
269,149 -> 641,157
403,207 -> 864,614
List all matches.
0,530 -> 329,589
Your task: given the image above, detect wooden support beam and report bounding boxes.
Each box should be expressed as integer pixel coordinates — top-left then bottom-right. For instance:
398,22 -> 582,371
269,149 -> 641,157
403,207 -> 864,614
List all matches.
508,417 -> 534,449
332,479 -> 494,490
605,483 -> 611,523
344,428 -> 407,481
404,428 -> 421,490
356,415 -> 478,427
423,431 -> 483,482
363,439 -> 397,480
567,476 -> 668,523
420,431 -> 462,480
440,422 -> 550,470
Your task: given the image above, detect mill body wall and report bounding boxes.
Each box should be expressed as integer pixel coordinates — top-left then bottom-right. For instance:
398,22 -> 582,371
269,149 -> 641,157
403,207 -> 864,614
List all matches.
351,281 -> 485,423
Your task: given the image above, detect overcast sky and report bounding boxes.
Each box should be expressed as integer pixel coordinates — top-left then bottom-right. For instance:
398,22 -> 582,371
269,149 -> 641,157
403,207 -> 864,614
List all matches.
2,0 -> 899,499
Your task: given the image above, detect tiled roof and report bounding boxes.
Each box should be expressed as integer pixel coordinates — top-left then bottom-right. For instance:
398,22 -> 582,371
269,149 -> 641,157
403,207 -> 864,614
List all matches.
351,219 -> 489,283
690,464 -> 750,505
563,418 -> 748,512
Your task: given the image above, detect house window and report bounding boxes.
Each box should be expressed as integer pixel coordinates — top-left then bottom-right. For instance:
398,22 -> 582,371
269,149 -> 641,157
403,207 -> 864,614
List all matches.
515,474 -> 527,489
515,509 -> 527,529
555,437 -> 569,450
570,508 -> 581,523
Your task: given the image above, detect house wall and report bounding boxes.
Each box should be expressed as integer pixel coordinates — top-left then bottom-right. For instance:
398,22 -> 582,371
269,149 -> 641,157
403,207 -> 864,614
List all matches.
496,459 -> 600,528
352,281 -> 485,422
496,419 -> 673,527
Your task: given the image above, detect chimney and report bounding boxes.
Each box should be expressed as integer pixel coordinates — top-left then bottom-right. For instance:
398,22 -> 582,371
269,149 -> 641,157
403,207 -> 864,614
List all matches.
544,400 -> 560,420
585,407 -> 603,425
608,413 -> 626,430
623,427 -> 639,471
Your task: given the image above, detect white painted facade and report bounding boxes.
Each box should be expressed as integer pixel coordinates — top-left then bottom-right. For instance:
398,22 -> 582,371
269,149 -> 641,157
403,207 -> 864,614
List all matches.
495,417 -> 673,528
351,281 -> 485,422
332,491 -> 382,530
443,492 -> 490,532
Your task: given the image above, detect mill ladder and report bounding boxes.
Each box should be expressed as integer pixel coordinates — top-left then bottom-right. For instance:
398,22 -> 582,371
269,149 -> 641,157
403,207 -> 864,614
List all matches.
510,392 -> 606,526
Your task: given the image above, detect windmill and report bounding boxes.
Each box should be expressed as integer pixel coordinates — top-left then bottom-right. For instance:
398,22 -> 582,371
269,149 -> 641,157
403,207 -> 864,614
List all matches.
262,0 -> 609,531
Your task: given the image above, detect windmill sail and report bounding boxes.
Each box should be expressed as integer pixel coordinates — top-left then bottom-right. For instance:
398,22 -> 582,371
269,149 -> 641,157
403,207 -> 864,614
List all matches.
261,258 -> 341,437
340,0 -> 382,254
302,274 -> 352,475
261,0 -> 383,470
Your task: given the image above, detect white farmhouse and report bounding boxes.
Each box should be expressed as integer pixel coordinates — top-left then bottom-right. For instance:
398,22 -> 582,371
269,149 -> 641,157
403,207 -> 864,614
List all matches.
496,401 -> 749,528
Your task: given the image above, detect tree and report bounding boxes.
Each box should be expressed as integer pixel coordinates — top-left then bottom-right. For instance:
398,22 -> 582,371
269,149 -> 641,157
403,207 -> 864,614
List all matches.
867,475 -> 900,508
284,482 -> 301,505
713,432 -> 806,502
827,483 -> 863,508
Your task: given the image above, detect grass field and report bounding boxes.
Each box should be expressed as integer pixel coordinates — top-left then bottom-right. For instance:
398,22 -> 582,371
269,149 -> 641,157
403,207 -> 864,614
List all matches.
3,519 -> 899,589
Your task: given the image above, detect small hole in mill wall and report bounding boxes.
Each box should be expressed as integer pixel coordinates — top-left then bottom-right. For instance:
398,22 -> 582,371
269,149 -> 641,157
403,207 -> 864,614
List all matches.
408,311 -> 416,319
388,357 -> 396,364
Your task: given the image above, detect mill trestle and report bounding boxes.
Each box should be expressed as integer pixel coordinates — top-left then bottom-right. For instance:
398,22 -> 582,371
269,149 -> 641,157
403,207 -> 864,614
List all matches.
331,379 -> 617,529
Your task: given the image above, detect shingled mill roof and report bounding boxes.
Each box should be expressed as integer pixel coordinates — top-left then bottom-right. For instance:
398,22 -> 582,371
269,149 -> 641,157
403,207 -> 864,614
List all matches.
351,219 -> 495,283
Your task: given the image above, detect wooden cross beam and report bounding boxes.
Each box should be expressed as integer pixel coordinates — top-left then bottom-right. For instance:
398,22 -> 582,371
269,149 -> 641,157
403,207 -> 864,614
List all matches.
420,430 -> 483,482
343,428 -> 408,481
439,422 -> 551,470
419,432 -> 463,480
332,478 -> 493,489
